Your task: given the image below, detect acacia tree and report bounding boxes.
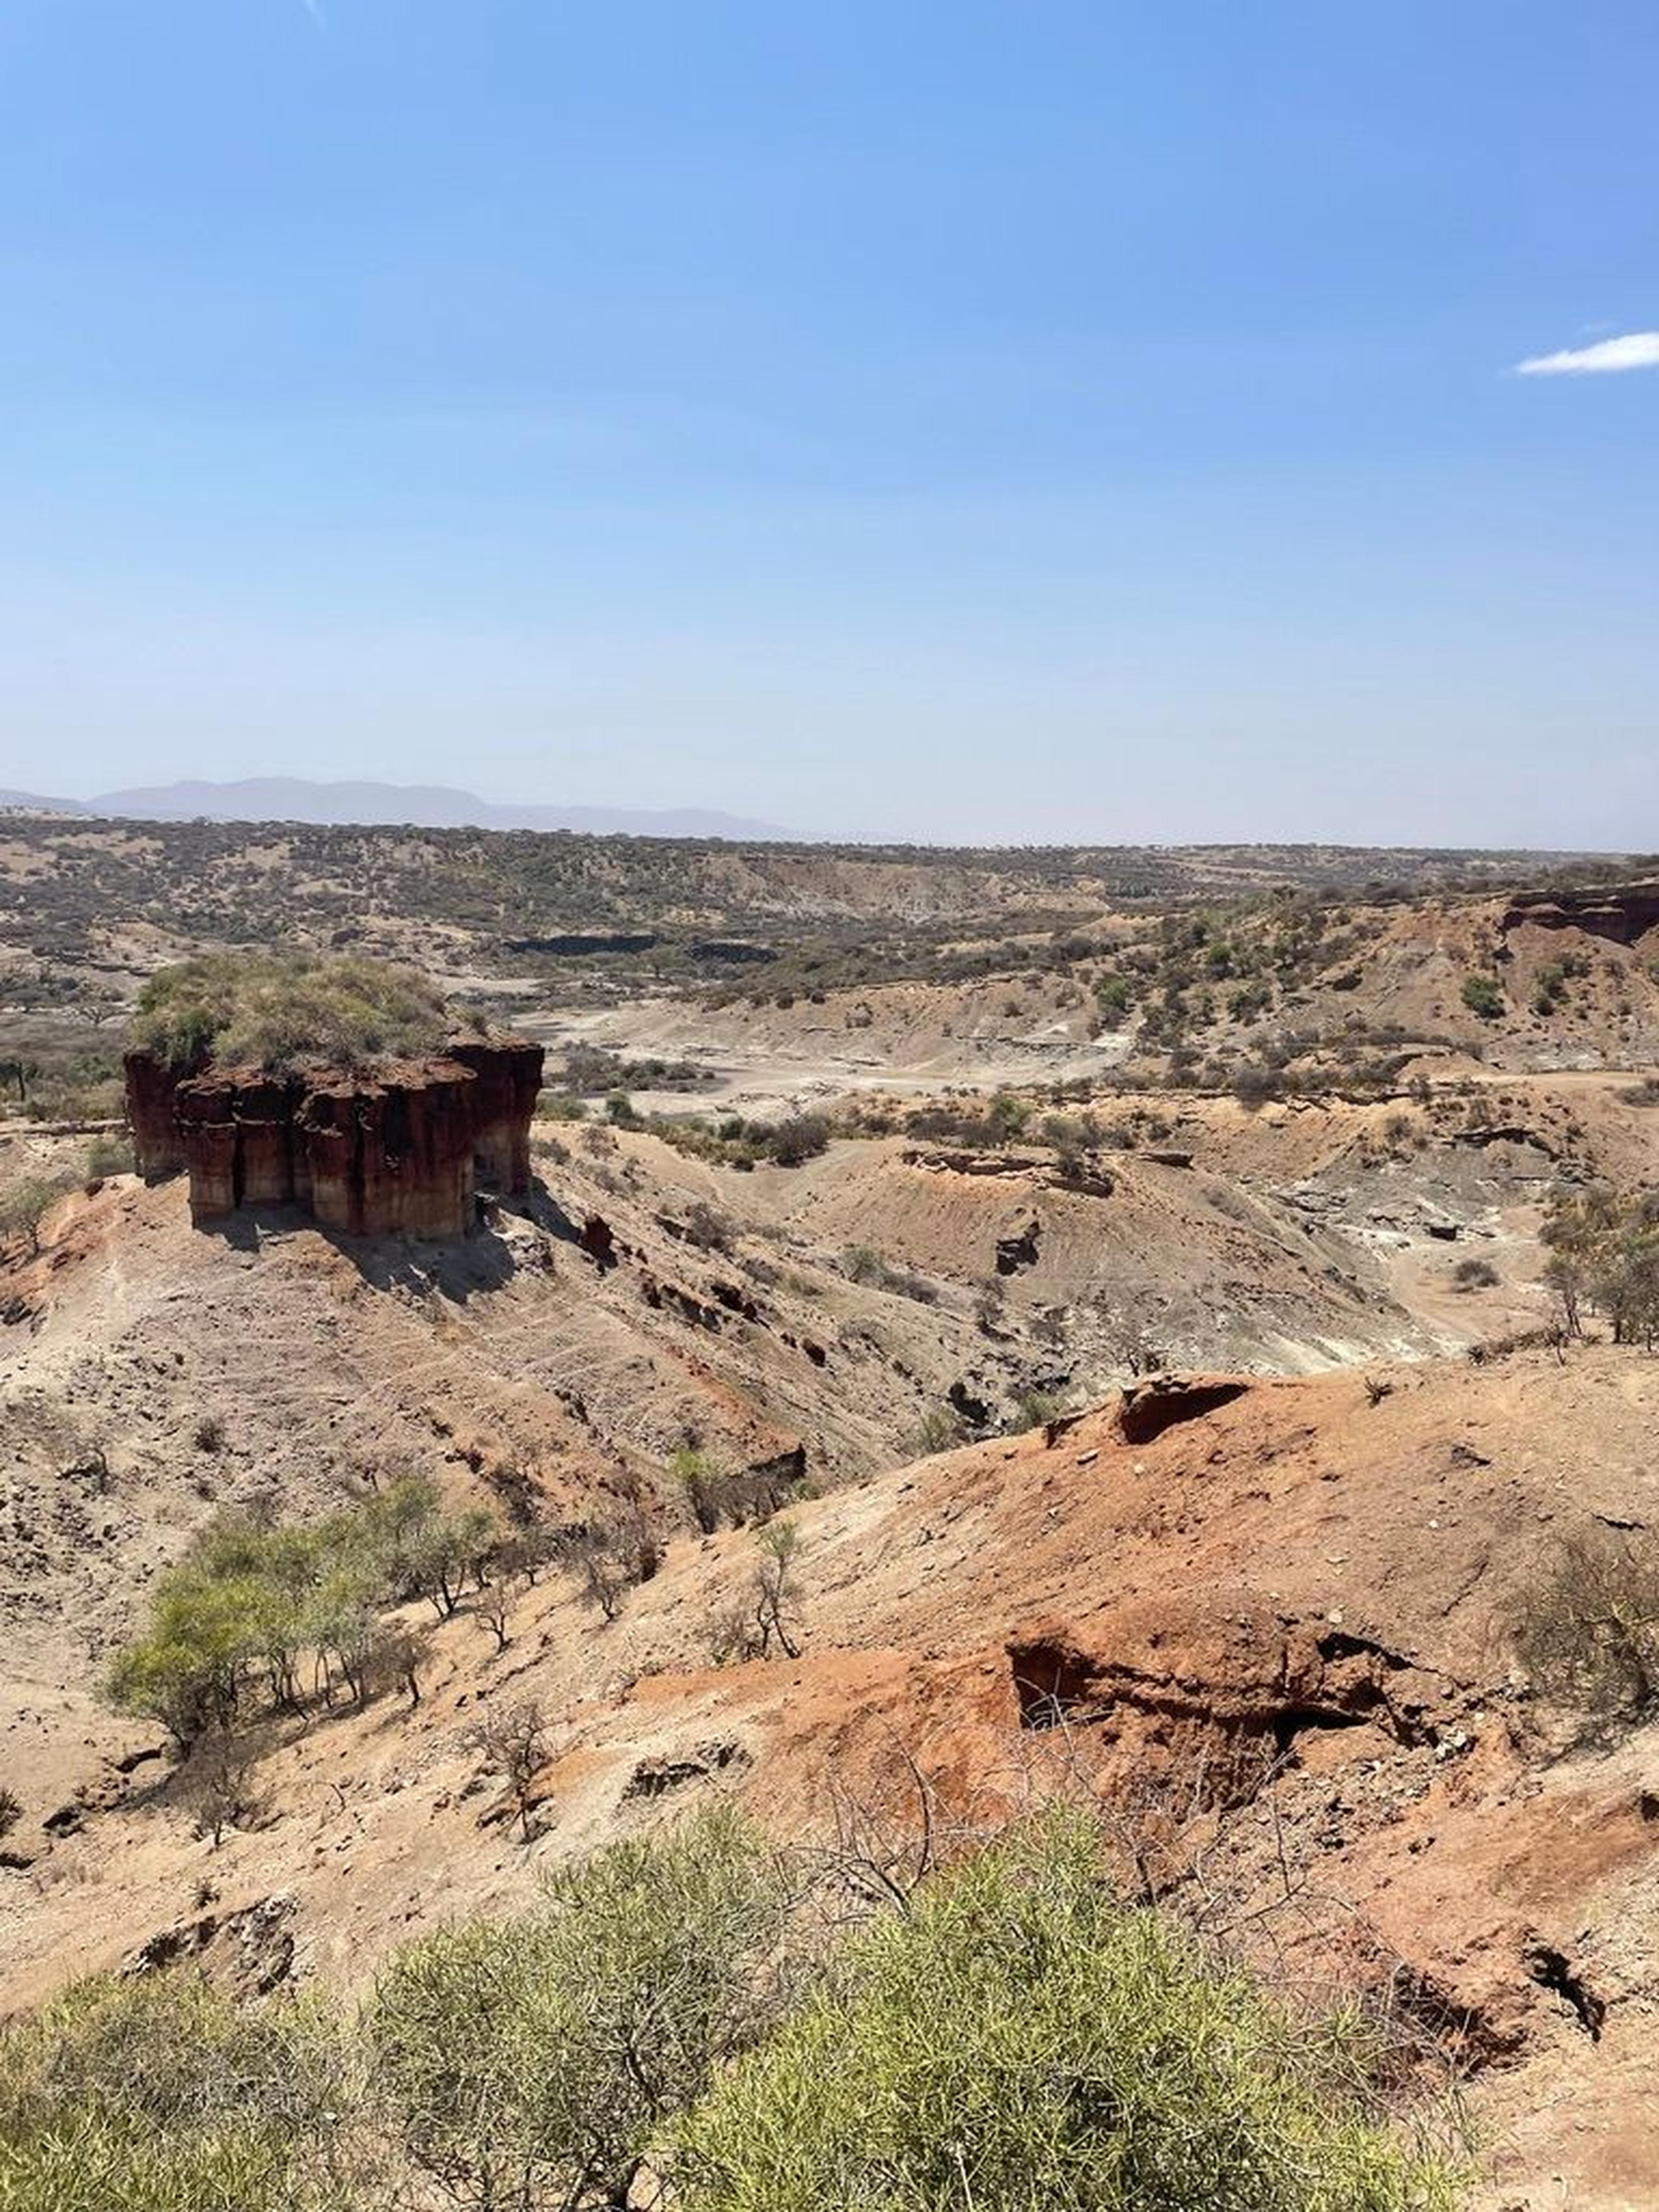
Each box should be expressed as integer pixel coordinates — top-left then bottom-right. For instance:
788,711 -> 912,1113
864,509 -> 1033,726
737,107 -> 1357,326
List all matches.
751,1522 -> 802,1660
0,1176 -> 70,1258
467,1699 -> 550,1840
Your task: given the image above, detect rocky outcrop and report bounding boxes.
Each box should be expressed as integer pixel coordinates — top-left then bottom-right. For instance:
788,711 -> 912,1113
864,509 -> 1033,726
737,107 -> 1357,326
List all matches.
124,1038 -> 543,1240
124,1049 -> 196,1181
445,1036 -> 543,1196
1116,1374 -> 1251,1445
1500,881 -> 1659,947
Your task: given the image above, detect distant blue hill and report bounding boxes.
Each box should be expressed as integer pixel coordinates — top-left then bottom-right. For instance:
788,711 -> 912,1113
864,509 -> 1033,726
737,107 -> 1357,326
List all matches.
1,778 -> 794,840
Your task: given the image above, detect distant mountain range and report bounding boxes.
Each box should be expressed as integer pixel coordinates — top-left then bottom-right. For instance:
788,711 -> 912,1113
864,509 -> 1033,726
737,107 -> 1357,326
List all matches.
0,777 -> 794,841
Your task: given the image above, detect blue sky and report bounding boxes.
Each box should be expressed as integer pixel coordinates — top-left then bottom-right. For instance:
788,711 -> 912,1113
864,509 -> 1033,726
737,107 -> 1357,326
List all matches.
0,1 -> 1654,843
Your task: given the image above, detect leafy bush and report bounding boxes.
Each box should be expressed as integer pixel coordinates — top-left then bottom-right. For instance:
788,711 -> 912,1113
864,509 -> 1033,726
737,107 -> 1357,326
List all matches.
1459,975 -> 1504,1021
766,1113 -> 830,1167
371,1807 -> 791,2212
129,953 -> 474,1073
676,1811 -> 1462,2212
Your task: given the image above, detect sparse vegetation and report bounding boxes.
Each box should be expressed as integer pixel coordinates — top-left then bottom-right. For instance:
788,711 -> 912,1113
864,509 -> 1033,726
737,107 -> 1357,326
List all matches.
558,1042 -> 717,1096
1459,974 -> 1504,1021
708,1522 -> 806,1662
911,1404 -> 969,1455
1541,1184 -> 1659,1346
83,1133 -> 132,1178
1007,1386 -> 1064,1432
128,952 -> 474,1073
100,1477 -> 497,1748
840,1243 -> 938,1304
652,1110 -> 833,1171
1513,1528 -> 1659,1740
0,1173 -> 73,1255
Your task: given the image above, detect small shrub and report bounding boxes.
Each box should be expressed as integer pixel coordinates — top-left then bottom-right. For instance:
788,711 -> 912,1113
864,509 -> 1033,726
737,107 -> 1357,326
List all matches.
1230,1063 -> 1283,1109
841,1244 -> 885,1286
83,1134 -> 132,1178
466,1698 -> 550,1839
1513,1529 -> 1659,1740
766,1114 -> 830,1167
1459,975 -> 1504,1021
912,1405 -> 969,1456
1451,1257 -> 1498,1291
683,1200 -> 734,1252
1007,1387 -> 1062,1433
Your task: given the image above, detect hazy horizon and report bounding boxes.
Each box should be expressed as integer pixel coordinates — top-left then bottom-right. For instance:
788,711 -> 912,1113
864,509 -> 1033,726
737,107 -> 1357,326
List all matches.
1,3 -> 1654,847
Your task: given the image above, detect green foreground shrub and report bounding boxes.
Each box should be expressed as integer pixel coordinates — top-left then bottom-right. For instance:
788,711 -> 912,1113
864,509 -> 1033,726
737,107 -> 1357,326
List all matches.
370,1805 -> 792,2211
676,1812 -> 1462,2212
0,1970 -> 350,2212
0,1815 -> 1465,2212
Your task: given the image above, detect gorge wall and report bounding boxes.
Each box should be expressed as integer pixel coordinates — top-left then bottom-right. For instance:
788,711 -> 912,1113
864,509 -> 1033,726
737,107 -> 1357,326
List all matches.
124,1038 -> 544,1239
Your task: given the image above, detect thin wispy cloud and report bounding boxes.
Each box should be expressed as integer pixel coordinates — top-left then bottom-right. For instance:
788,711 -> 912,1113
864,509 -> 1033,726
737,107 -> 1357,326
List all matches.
299,0 -> 328,30
1514,331 -> 1659,376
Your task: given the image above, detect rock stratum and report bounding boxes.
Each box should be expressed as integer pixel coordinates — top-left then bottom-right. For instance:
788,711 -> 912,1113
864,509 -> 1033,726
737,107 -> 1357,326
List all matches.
123,1037 -> 543,1238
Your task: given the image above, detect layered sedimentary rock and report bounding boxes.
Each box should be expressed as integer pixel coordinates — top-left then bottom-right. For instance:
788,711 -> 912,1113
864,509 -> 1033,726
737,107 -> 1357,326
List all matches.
1500,881 -> 1659,947
123,1038 -> 543,1239
123,1050 -> 196,1181
297,1061 -> 480,1239
445,1036 -> 543,1195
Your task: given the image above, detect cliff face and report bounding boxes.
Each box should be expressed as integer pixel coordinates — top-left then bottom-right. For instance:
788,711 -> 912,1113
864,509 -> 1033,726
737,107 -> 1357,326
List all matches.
1501,881 -> 1659,947
445,1036 -> 543,1196
124,1050 -> 195,1181
123,1039 -> 543,1239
